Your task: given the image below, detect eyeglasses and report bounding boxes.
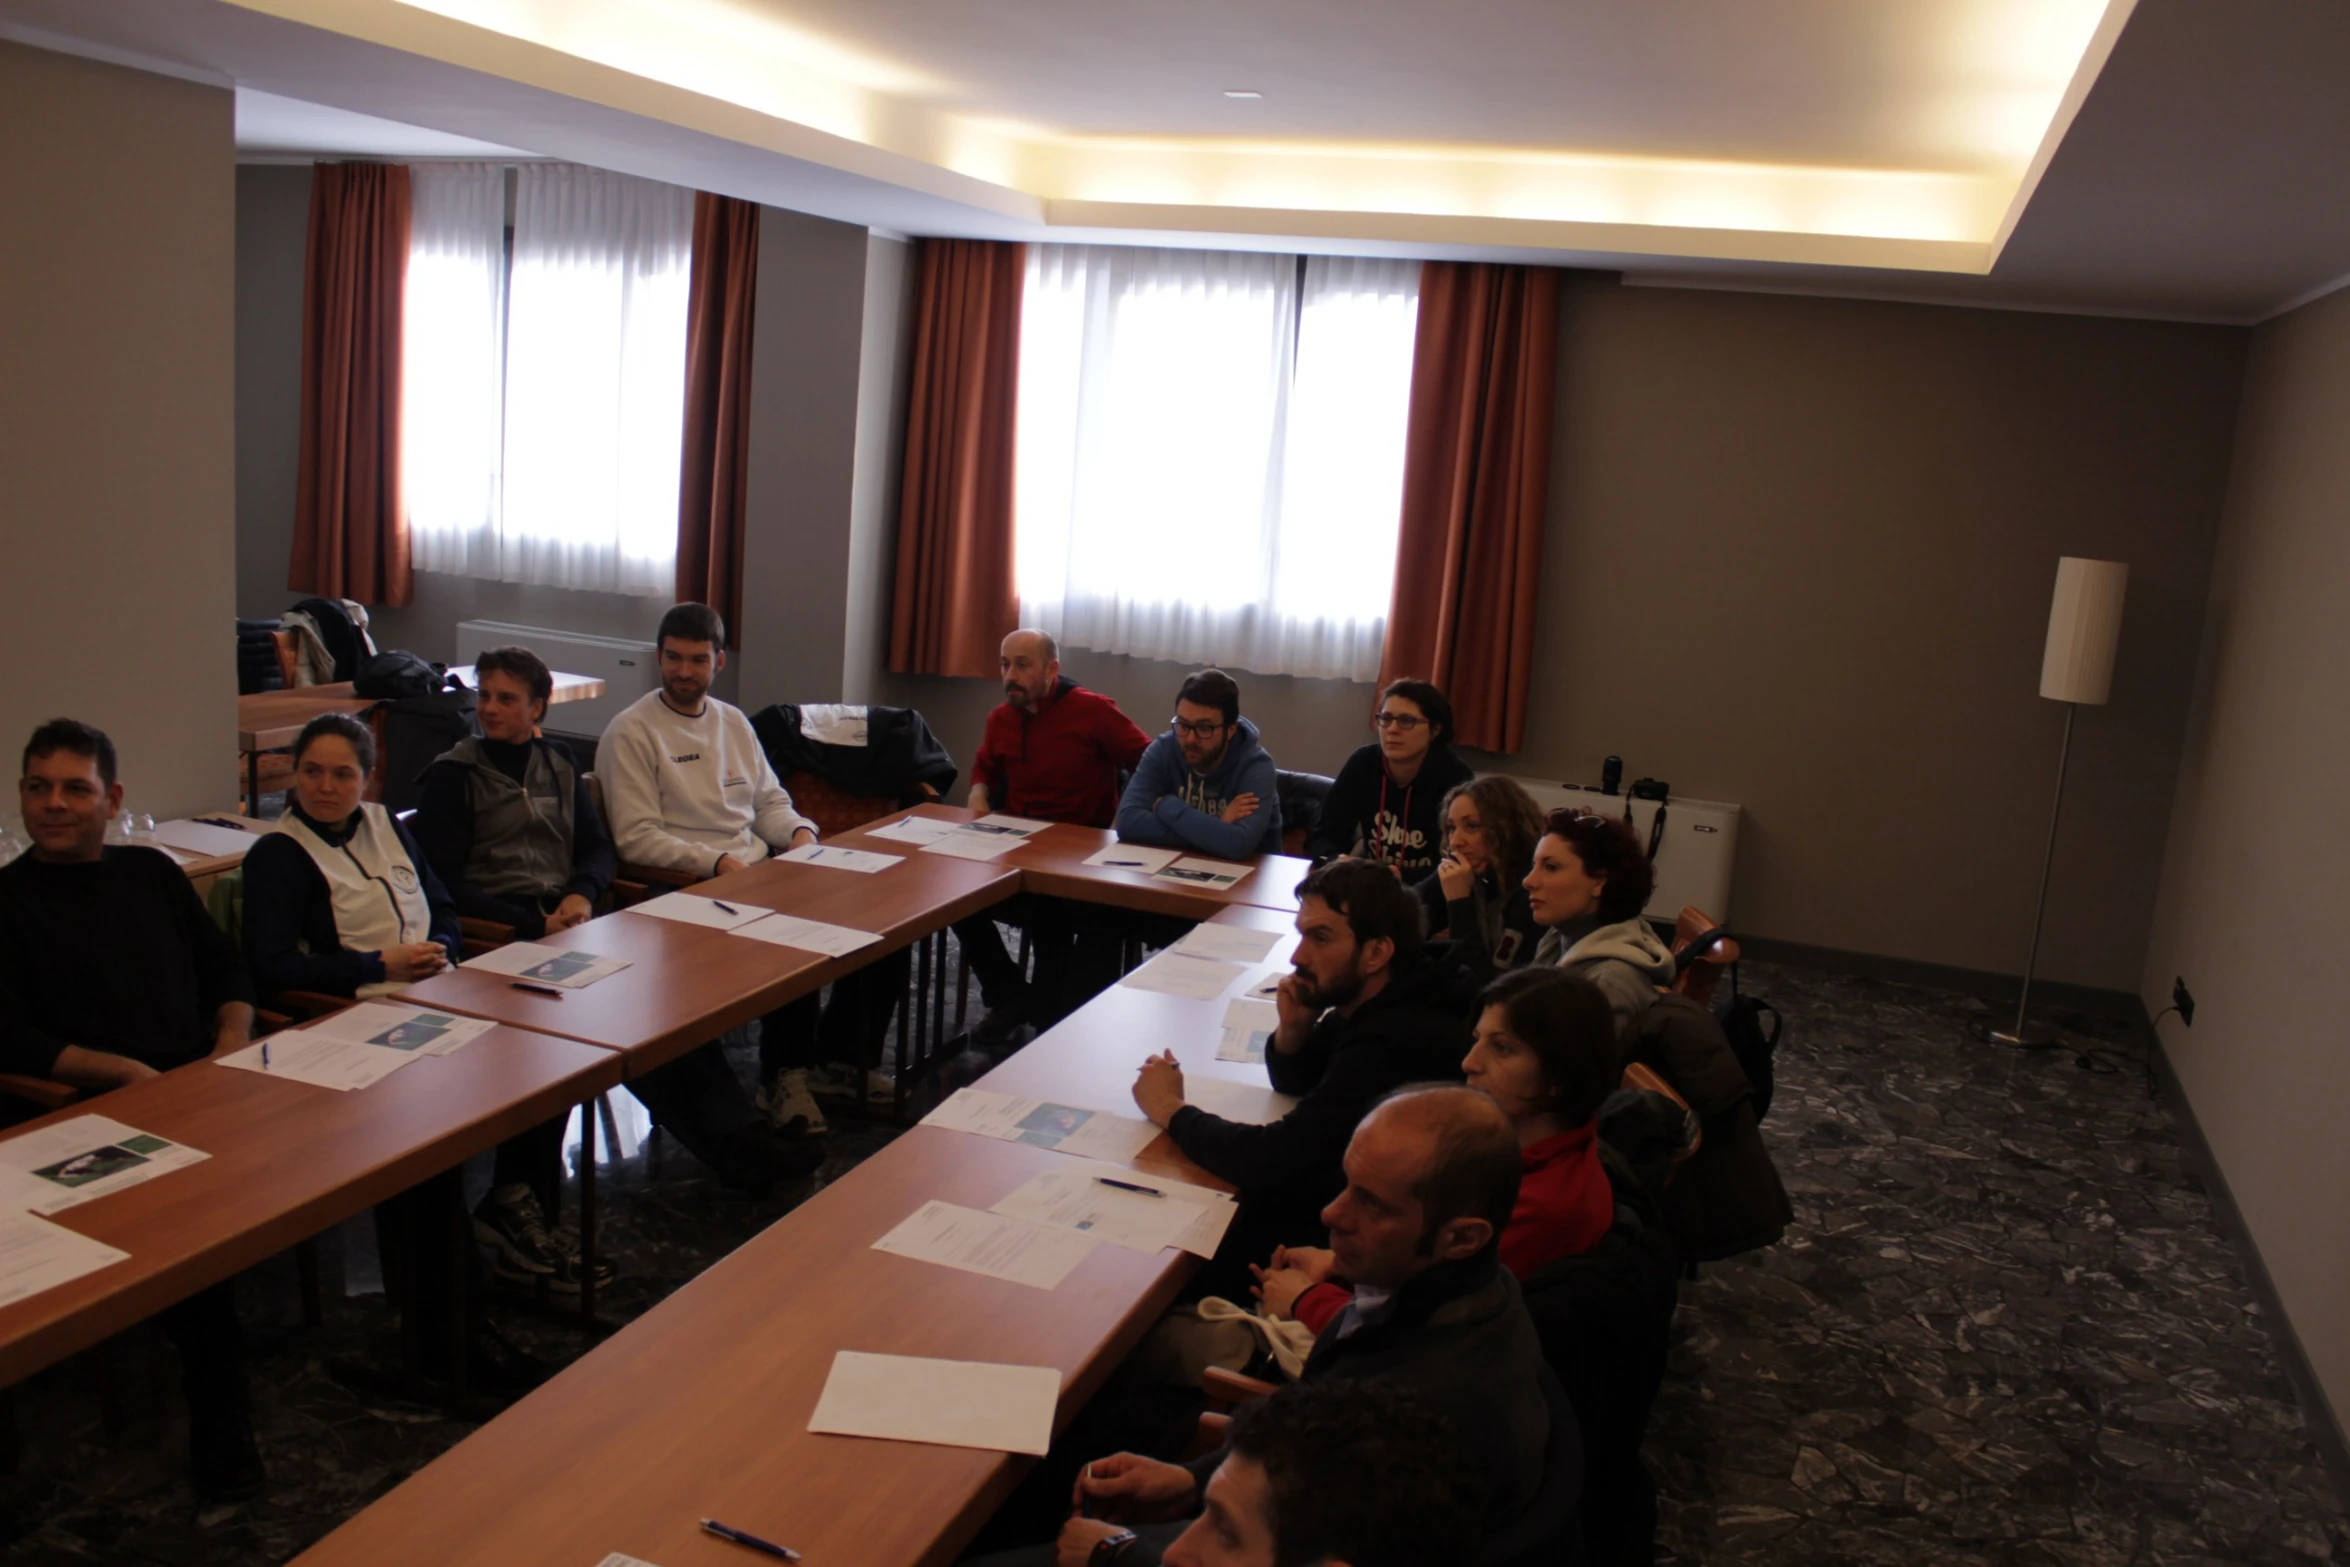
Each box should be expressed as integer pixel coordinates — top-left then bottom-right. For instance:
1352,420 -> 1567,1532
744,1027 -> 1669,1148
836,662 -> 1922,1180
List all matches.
1371,713 -> 1428,731
1172,717 -> 1229,739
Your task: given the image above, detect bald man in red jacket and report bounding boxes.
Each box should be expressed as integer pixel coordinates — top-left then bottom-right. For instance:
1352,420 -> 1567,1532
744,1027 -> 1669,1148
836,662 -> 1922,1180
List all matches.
960,629 -> 1150,1043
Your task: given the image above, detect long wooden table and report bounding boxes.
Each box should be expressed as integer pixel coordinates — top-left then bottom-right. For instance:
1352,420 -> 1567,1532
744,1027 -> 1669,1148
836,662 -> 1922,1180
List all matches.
0,1023 -> 620,1388
289,916 -> 1305,1567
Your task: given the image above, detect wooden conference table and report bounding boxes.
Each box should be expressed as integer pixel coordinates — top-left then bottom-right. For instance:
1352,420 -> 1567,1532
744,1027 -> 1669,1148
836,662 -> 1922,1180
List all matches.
235,667 -> 605,812
292,907 -> 1305,1567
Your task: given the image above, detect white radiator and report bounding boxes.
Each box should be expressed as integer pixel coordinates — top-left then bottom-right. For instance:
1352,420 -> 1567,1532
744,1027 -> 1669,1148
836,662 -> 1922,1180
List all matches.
453,621 -> 657,741
1495,778 -> 1741,928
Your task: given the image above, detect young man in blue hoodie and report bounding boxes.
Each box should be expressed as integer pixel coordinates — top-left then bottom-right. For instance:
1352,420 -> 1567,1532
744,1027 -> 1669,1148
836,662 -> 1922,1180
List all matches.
1114,669 -> 1284,859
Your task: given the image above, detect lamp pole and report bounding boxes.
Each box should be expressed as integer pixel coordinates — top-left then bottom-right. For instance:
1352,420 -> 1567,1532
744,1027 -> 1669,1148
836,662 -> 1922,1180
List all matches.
1992,701 -> 2076,1047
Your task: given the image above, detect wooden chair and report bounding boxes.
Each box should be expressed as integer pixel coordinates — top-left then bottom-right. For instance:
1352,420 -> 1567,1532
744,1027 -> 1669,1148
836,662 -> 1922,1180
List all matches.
1667,905 -> 1738,1008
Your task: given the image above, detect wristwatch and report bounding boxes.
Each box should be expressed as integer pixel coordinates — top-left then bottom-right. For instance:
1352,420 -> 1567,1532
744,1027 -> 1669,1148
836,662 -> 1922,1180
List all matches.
1090,1529 -> 1140,1565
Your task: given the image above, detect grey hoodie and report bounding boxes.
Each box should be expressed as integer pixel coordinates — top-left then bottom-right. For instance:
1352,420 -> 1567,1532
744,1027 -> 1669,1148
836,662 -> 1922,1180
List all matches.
1534,914 -> 1677,1037
1114,715 -> 1284,858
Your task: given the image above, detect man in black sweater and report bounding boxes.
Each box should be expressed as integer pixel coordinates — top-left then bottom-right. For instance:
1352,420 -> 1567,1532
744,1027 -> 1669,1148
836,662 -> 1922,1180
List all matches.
0,719 -> 264,1501
1132,859 -> 1466,1300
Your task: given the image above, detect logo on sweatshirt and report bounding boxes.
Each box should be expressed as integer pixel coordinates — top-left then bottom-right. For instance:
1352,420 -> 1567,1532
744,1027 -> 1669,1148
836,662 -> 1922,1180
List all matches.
670,753 -> 701,764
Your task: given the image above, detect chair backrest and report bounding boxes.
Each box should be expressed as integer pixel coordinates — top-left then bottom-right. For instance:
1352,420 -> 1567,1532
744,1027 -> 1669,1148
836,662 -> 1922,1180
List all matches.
270,629 -> 301,689
1668,904 -> 1738,1006
781,768 -> 901,840
1275,769 -> 1333,857
1482,1371 -> 1585,1567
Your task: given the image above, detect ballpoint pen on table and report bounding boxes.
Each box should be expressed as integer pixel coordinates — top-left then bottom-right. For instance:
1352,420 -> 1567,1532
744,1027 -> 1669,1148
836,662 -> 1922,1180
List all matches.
701,1517 -> 800,1561
1094,1176 -> 1164,1197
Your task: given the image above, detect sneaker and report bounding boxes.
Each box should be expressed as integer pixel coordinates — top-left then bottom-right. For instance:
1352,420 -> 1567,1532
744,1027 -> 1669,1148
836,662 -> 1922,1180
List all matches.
473,1185 -> 615,1296
806,1062 -> 898,1108
760,1067 -> 829,1138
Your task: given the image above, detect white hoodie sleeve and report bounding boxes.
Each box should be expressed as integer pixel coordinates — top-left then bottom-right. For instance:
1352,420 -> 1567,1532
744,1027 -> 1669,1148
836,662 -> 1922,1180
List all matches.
738,710 -> 816,852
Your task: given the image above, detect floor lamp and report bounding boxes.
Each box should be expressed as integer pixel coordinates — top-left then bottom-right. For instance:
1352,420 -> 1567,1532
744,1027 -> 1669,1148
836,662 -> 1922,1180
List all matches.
1994,557 -> 2129,1047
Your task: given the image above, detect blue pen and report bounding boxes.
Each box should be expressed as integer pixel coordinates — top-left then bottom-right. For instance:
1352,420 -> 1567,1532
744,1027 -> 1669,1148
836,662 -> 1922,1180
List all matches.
710,899 -> 741,915
701,1517 -> 801,1561
261,1040 -> 271,1070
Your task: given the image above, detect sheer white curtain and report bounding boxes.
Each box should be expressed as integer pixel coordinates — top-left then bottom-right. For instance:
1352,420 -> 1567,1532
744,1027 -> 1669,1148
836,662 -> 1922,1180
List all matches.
402,163 -> 506,578
501,165 -> 693,595
1014,246 -> 1420,681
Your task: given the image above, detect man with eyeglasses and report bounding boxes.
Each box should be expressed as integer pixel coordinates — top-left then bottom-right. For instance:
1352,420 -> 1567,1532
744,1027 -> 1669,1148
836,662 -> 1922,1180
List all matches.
1115,669 -> 1283,860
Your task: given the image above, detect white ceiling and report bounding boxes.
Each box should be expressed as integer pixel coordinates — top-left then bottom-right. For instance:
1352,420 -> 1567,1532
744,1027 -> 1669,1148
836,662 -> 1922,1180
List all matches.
3,0 -> 2348,323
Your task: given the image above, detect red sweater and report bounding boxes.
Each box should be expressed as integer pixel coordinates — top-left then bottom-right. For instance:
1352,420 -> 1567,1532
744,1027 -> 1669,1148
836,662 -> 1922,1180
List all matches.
971,679 -> 1151,828
1292,1122 -> 1614,1337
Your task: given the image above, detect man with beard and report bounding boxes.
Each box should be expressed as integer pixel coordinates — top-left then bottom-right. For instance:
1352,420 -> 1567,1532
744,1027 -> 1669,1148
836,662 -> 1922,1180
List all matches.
956,628 -> 1152,1044
1131,859 -> 1466,1299
1115,669 -> 1282,860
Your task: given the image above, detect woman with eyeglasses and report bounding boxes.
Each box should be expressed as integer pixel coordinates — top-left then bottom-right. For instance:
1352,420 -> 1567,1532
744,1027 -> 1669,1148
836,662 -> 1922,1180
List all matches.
1524,807 -> 1676,1039
1302,678 -> 1475,881
1412,773 -> 1546,984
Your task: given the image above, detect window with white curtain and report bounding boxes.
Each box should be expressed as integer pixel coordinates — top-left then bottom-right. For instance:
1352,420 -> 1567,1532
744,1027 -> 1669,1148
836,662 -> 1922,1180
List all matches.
402,163 -> 693,597
1014,246 -> 1421,682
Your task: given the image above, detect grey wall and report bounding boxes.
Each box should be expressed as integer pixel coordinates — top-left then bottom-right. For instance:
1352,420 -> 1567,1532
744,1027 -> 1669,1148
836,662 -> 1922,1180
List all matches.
234,164 -> 308,621
2138,283 -> 2350,1442
843,234 -> 917,705
1,43 -> 236,821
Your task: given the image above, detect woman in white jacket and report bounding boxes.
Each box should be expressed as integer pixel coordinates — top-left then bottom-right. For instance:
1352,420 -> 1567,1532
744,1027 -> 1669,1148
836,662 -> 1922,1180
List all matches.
1524,809 -> 1676,1038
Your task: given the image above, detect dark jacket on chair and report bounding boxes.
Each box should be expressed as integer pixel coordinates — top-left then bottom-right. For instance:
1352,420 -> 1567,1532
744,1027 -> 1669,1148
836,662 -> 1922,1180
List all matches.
1625,994 -> 1792,1260
749,703 -> 958,804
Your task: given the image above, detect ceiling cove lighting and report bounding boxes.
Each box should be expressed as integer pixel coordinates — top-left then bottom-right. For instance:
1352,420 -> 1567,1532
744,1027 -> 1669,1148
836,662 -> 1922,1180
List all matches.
1222,89 -> 1264,100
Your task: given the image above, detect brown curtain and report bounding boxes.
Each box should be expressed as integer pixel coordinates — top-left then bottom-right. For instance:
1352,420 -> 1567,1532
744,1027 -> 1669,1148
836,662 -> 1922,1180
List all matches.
676,193 -> 762,648
290,162 -> 414,607
1379,263 -> 1561,753
887,238 -> 1024,678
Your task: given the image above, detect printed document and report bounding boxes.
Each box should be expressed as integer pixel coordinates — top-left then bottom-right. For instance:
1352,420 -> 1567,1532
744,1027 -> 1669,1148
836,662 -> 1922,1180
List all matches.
921,832 -> 1022,862
923,1089 -> 1161,1162
1216,999 -> 1281,1064
151,818 -> 260,858
1119,950 -> 1246,1001
733,913 -> 882,958
1152,856 -> 1255,891
462,942 -> 633,988
1082,844 -> 1180,872
0,1115 -> 210,1215
297,1001 -> 495,1056
778,843 -> 900,874
872,1200 -> 1096,1290
1184,1075 -> 1299,1127
865,815 -> 963,846
626,892 -> 771,930
216,1034 -> 414,1093
990,1160 -> 1236,1257
1173,924 -> 1283,964
0,1211 -> 130,1308
808,1350 -> 1059,1456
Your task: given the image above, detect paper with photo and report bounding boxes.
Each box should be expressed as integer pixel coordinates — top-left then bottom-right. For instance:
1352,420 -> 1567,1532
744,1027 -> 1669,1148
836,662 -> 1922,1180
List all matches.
967,814 -> 1051,837
1217,997 -> 1280,1063
1185,1075 -> 1299,1127
216,1034 -> 414,1093
1174,924 -> 1283,964
733,912 -> 882,958
1118,950 -> 1246,1001
865,815 -> 963,845
1152,856 -> 1255,891
871,1201 -> 1096,1290
808,1350 -> 1059,1456
920,832 -> 1022,862
923,1089 -> 1160,1162
991,1160 -> 1233,1255
779,843 -> 900,874
626,891 -> 771,930
1082,843 -> 1180,872
151,818 -> 260,858
298,1001 -> 496,1056
462,942 -> 633,988
0,1116 -> 210,1215
0,1210 -> 130,1308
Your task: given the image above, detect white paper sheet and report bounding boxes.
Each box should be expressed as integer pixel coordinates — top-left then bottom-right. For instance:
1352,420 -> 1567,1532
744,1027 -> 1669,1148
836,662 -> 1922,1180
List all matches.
1082,844 -> 1180,872
871,1201 -> 1096,1290
990,1160 -> 1234,1256
593,1555 -> 662,1567
0,1210 -> 130,1308
778,843 -> 900,874
297,1001 -> 496,1056
1153,856 -> 1255,891
920,832 -> 1022,862
626,891 -> 772,930
808,1350 -> 1060,1456
1215,996 -> 1281,1063
1184,1075 -> 1299,1127
151,818 -> 261,858
1118,950 -> 1246,1000
966,814 -> 1051,837
865,815 -> 963,845
461,942 -> 634,989
1175,924 -> 1283,964
923,1088 -> 1161,1162
216,1034 -> 414,1092
732,912 -> 883,958
0,1116 -> 210,1215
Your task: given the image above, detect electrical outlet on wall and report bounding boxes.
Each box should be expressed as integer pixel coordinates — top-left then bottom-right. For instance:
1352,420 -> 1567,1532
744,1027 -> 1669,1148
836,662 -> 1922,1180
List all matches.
2172,977 -> 2196,1027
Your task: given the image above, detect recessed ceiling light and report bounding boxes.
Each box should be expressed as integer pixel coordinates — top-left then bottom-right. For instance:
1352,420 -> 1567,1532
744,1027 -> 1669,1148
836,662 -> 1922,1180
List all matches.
1223,89 -> 1263,99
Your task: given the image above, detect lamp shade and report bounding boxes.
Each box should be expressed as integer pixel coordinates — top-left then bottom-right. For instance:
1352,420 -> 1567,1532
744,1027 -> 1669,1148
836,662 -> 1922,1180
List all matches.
2039,556 -> 2128,705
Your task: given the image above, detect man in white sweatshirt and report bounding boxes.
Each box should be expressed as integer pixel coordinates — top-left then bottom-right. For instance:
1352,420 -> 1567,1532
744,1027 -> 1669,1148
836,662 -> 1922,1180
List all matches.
600,603 -> 891,1139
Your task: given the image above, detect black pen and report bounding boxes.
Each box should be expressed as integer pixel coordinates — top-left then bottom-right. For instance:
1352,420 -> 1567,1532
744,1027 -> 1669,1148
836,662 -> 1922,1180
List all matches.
1094,1176 -> 1165,1198
710,899 -> 741,915
195,816 -> 252,831
510,981 -> 565,999
701,1517 -> 801,1561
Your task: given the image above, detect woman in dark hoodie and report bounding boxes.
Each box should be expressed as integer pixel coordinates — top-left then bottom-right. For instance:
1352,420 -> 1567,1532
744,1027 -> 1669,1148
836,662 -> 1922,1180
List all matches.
1305,678 -> 1475,880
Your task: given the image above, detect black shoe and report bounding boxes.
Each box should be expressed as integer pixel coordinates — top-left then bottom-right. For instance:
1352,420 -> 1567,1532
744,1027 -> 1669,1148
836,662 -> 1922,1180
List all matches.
474,1185 -> 615,1296
188,1406 -> 265,1504
973,996 -> 1031,1050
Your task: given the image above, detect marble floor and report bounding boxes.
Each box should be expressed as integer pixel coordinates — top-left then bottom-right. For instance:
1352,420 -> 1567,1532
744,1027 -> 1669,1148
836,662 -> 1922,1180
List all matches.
0,958 -> 2343,1565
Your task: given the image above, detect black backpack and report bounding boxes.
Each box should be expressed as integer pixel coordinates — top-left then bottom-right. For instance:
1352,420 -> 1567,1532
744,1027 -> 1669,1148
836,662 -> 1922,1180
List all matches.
355,650 -> 443,700
1717,989 -> 1783,1121
372,688 -> 477,813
